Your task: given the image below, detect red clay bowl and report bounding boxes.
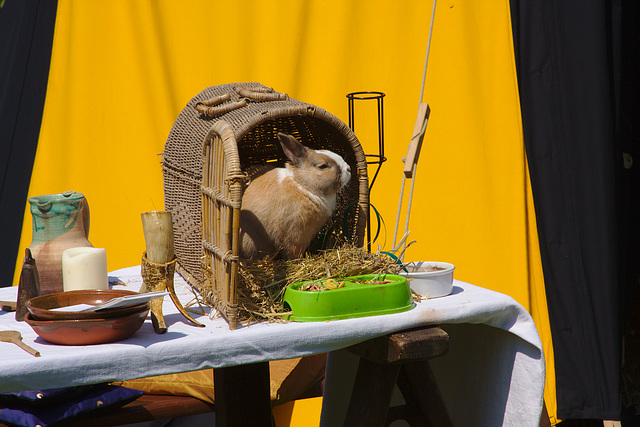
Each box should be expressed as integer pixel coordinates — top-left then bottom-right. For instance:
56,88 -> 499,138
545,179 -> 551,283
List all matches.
26,289 -> 148,321
24,307 -> 149,345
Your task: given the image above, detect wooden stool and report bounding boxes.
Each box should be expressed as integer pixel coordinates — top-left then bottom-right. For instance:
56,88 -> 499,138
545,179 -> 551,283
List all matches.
344,325 -> 453,427
59,362 -> 273,427
214,361 -> 273,427
0,360 -> 326,427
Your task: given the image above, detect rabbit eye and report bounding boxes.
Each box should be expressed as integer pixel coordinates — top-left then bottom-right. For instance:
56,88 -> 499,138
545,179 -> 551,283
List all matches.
317,163 -> 329,169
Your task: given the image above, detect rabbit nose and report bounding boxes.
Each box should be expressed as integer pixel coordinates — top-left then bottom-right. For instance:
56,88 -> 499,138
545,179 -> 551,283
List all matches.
347,165 -> 351,173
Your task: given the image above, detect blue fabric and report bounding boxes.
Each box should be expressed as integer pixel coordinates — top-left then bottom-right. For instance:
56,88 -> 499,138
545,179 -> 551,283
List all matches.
0,385 -> 97,406
0,384 -> 144,427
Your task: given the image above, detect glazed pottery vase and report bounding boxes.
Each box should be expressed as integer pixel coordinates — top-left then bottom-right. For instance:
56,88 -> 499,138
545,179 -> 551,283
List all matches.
28,191 -> 93,295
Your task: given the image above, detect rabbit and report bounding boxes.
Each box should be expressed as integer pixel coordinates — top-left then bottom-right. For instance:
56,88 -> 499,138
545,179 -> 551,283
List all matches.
239,132 -> 352,260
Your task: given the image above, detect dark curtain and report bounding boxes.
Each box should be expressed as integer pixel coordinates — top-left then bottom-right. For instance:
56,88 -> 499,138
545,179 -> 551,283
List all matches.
615,2 -> 640,326
0,0 -> 58,287
510,0 -> 640,420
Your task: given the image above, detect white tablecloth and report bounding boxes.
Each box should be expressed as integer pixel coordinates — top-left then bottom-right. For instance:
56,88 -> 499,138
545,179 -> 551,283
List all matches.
0,266 -> 545,427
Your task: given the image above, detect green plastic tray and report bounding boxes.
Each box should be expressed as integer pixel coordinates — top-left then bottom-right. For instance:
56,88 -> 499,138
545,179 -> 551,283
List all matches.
283,274 -> 414,322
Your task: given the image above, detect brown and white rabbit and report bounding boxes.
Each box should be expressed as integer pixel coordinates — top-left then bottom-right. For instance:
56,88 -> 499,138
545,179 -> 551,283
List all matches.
239,132 -> 352,260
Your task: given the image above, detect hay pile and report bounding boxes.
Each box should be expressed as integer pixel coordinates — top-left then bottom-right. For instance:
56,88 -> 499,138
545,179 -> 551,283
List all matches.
235,244 -> 403,324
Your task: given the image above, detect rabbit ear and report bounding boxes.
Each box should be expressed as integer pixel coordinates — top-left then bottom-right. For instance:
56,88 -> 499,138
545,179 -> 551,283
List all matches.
278,133 -> 307,165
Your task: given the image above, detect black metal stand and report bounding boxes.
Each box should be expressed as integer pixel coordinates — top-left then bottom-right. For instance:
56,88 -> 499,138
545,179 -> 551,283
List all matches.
347,91 -> 387,251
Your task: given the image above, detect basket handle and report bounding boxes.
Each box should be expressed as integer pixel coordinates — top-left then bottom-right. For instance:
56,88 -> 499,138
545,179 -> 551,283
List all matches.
195,94 -> 249,118
194,86 -> 288,118
234,86 -> 288,101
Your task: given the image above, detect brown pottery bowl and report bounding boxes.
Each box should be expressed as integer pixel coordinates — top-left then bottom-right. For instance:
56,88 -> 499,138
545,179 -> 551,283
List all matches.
26,289 -> 148,321
24,307 -> 149,345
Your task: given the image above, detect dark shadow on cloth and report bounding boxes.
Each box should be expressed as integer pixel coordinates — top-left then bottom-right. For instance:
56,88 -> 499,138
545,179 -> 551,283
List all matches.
449,285 -> 464,296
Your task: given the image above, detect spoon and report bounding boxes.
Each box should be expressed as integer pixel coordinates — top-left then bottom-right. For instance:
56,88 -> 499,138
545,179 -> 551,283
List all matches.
0,330 -> 40,357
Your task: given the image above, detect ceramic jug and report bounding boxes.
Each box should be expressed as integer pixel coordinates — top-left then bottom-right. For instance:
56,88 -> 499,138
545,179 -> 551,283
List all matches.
28,191 -> 93,295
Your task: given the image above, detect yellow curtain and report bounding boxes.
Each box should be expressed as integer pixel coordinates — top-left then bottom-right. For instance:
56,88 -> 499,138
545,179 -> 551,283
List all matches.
15,0 -> 556,424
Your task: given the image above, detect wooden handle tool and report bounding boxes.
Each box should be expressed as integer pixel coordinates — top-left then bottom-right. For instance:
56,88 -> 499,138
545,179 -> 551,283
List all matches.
0,330 -> 40,357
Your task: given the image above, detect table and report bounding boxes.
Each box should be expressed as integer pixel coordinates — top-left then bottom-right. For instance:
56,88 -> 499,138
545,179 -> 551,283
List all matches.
0,266 -> 545,427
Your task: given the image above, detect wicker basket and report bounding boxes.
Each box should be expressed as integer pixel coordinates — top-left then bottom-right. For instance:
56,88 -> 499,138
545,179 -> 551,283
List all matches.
162,82 -> 369,329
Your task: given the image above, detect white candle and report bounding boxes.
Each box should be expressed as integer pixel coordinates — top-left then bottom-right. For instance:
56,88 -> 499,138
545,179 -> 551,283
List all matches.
62,247 -> 108,291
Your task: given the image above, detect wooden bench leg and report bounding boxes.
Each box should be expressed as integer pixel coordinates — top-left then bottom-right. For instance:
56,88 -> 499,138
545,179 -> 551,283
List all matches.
345,326 -> 453,427
344,358 -> 402,427
214,361 -> 273,427
394,361 -> 453,427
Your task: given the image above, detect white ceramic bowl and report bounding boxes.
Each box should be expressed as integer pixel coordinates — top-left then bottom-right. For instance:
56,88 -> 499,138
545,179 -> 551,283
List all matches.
400,261 -> 455,298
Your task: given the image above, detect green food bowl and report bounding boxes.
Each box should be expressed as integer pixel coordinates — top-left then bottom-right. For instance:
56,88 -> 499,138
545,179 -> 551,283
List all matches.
283,274 -> 414,322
